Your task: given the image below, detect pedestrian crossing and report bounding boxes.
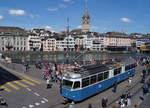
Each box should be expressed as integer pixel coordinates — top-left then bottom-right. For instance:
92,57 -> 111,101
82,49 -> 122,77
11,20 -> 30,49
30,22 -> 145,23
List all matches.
0,76 -> 41,93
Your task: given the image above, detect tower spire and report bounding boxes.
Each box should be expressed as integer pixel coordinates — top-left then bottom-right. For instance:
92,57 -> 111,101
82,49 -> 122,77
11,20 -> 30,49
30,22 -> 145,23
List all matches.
66,17 -> 69,35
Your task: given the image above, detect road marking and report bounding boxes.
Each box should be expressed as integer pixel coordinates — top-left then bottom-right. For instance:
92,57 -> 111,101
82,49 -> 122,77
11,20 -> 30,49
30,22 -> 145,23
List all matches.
14,81 -> 28,88
22,106 -> 27,108
42,97 -> 48,102
35,102 -> 40,106
6,82 -> 20,90
26,88 -> 31,91
34,92 -> 40,96
41,100 -> 45,103
23,76 -> 41,84
29,104 -> 34,108
22,79 -> 35,86
0,85 -> 11,92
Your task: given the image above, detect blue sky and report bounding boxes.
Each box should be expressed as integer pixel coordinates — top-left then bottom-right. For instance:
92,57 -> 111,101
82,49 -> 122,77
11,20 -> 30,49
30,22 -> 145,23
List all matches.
0,0 -> 150,34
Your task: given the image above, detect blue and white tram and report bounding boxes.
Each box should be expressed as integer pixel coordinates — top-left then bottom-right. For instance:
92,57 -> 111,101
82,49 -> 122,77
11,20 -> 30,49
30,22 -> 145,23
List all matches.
62,61 -> 136,102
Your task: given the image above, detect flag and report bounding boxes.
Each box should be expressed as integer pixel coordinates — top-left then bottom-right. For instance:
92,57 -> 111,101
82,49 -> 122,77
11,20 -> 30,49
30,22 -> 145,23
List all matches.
75,45 -> 80,54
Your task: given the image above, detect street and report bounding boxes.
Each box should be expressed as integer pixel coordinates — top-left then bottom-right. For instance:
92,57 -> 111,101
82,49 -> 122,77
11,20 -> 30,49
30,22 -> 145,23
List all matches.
0,61 -> 150,108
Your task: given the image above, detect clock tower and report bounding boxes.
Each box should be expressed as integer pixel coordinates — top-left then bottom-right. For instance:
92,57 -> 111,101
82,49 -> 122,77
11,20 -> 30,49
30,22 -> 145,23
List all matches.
82,4 -> 90,32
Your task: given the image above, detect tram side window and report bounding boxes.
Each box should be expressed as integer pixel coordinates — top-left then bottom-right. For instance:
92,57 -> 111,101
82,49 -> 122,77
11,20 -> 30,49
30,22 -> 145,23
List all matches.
90,75 -> 97,84
97,73 -> 103,81
73,81 -> 80,89
114,68 -> 121,76
125,65 -> 130,71
131,63 -> 136,69
104,71 -> 109,79
82,77 -> 89,88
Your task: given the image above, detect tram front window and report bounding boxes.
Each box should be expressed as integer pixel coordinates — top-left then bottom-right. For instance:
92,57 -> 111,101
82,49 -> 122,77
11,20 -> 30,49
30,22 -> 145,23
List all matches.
73,81 -> 80,89
63,79 -> 73,90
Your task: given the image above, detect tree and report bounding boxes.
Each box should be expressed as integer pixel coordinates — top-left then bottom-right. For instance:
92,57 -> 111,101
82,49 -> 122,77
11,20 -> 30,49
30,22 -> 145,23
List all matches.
131,42 -> 136,48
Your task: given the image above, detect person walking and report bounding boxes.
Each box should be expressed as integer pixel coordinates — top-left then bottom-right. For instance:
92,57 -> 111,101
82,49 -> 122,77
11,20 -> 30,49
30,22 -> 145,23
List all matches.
113,81 -> 118,93
147,79 -> 150,93
87,103 -> 92,108
101,96 -> 108,108
46,77 -> 50,89
128,77 -> 132,88
69,101 -> 76,108
113,103 -> 120,108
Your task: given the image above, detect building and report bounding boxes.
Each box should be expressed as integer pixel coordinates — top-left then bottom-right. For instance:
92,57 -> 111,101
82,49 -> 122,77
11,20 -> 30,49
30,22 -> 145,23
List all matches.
56,35 -> 75,51
103,33 -> 131,51
92,35 -> 104,51
42,37 -> 56,51
81,6 -> 90,32
28,34 -> 41,51
0,26 -> 29,51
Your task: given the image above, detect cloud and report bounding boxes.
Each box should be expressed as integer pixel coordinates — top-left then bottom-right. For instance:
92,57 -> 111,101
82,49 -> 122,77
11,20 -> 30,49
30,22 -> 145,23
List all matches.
0,15 -> 3,20
44,26 -> 55,32
77,25 -> 82,29
64,0 -> 71,2
47,8 -> 58,12
9,9 -> 25,15
120,18 -> 131,23
29,14 -> 39,18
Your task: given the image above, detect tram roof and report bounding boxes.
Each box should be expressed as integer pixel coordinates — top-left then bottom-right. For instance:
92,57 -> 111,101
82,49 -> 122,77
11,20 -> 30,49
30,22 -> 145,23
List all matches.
72,57 -> 135,77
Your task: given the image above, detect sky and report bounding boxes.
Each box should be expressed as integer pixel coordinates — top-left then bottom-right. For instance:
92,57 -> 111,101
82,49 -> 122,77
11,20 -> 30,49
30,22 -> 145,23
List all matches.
0,0 -> 150,34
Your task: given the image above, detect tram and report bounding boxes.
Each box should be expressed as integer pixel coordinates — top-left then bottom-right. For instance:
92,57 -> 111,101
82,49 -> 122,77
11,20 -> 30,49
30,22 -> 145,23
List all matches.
62,58 -> 136,102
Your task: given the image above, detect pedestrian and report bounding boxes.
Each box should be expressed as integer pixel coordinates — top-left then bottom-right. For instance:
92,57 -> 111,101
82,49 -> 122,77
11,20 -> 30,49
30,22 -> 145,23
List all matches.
128,77 -> 132,87
69,101 -> 76,108
126,90 -> 132,107
142,83 -> 148,97
46,77 -> 50,89
147,79 -> 150,93
113,103 -> 120,108
87,103 -> 92,108
101,96 -> 108,108
133,104 -> 138,108
113,81 -> 118,93
59,81 -> 62,94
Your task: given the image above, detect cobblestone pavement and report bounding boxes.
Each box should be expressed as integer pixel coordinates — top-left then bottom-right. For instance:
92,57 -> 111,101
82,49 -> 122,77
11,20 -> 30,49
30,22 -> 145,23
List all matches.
0,60 -> 150,108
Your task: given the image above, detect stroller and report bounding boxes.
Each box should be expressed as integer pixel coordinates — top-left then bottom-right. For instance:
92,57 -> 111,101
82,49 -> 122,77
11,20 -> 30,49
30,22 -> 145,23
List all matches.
0,96 -> 7,105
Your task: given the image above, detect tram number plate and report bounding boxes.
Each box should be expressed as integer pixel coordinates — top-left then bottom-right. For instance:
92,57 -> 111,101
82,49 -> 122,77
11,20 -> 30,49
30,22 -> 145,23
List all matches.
98,84 -> 102,88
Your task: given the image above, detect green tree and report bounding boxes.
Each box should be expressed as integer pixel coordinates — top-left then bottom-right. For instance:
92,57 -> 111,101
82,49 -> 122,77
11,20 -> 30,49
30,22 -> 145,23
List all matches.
131,42 -> 136,48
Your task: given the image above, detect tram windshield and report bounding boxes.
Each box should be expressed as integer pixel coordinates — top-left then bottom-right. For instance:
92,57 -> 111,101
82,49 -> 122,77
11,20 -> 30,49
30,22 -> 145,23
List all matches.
63,79 -> 73,90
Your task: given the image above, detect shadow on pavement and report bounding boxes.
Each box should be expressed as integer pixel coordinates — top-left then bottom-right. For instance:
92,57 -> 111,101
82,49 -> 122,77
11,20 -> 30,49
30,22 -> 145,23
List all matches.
0,67 -> 21,85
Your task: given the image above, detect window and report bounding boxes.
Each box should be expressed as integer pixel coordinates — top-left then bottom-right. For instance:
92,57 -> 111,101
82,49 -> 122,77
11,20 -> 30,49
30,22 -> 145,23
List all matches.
125,65 -> 130,71
104,71 -> 109,79
63,79 -> 73,90
73,81 -> 80,89
114,68 -> 121,76
82,77 -> 89,87
90,75 -> 96,84
97,73 -> 103,81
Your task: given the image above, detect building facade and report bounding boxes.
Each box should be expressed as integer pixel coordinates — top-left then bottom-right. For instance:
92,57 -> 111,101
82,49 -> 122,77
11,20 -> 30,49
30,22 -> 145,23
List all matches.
0,34 -> 29,51
43,38 -> 56,51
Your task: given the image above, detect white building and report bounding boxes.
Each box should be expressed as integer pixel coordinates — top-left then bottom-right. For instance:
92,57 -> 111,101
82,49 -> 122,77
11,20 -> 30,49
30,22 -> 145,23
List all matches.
0,34 -> 29,51
28,34 -> 41,51
92,35 -> 104,51
43,38 -> 56,51
56,35 -> 75,51
82,35 -> 92,51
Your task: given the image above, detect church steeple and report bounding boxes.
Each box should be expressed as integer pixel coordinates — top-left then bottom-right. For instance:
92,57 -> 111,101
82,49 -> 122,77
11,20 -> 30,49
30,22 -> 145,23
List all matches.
82,0 -> 90,32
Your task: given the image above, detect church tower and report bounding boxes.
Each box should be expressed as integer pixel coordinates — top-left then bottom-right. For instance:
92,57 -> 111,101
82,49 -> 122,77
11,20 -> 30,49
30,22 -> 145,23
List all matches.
82,1 -> 90,32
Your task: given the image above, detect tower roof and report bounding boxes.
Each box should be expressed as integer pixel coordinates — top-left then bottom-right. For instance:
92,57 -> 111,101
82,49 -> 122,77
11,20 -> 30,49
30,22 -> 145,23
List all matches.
83,7 -> 90,18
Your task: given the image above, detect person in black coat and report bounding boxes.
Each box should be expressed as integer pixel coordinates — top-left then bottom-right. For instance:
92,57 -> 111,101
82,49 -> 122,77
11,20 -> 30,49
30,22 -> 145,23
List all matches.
101,96 -> 108,108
